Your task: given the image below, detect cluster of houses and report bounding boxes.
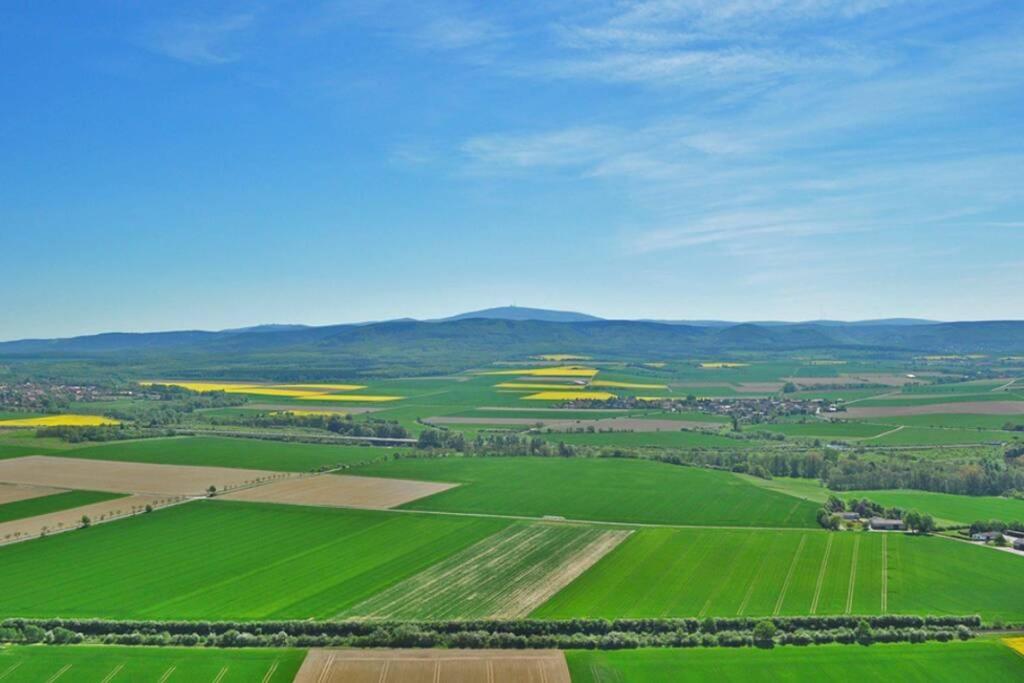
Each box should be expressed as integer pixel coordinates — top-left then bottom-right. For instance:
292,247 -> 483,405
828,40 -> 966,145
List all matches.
970,529 -> 1024,551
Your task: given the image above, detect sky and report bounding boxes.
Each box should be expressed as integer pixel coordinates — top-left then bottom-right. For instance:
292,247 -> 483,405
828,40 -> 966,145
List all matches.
2,1 -> 1023,339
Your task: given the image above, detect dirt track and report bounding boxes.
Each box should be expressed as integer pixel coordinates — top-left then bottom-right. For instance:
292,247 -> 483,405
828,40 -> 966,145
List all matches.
219,474 -> 455,509
0,456 -> 290,496
0,493 -> 163,544
844,401 -> 1024,418
294,649 -> 571,683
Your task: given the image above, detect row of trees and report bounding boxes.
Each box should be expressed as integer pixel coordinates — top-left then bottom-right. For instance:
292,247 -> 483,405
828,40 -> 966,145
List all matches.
0,615 -> 978,651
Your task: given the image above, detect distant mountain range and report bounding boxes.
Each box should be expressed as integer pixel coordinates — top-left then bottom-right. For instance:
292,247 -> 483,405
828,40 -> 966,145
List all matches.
1,307 -> 1022,380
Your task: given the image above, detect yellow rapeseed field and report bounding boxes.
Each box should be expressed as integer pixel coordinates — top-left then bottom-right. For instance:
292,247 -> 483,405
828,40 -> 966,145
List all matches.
591,380 -> 668,389
643,362 -> 666,368
272,384 -> 366,392
140,380 -> 259,392
297,395 -> 403,403
0,414 -> 121,427
141,380 -> 332,398
1004,637 -> 1024,656
523,391 -> 615,401
699,362 -> 749,368
273,410 -> 345,417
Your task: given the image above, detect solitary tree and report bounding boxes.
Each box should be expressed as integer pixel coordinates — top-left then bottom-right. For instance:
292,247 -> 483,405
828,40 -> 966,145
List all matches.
753,620 -> 777,648
903,510 -> 923,534
80,515 -> 91,529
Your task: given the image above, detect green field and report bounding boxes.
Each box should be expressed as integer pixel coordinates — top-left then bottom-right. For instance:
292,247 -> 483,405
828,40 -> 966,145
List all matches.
0,500 -> 507,619
750,422 -> 891,439
843,489 -> 1024,526
353,457 -> 820,527
533,528 -> 1024,621
540,430 -> 753,449
344,522 -> 627,619
0,490 -> 124,524
0,645 -> 303,683
566,640 -> 1024,682
61,436 -> 391,472
865,413 -> 1024,430
865,426 -> 1018,446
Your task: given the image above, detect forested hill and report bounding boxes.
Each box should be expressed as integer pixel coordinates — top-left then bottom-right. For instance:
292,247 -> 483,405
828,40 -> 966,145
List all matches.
2,318 -> 1024,379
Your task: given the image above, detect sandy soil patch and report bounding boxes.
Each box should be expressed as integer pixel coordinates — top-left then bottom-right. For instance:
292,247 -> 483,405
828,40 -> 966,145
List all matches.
0,483 -> 64,506
845,402 -> 1024,418
294,649 -> 570,683
425,416 -> 722,432
0,456 -> 289,496
219,474 -> 455,509
0,493 -> 163,544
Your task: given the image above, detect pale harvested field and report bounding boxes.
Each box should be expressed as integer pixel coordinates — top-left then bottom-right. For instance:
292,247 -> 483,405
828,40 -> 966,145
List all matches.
0,456 -> 288,496
219,473 -> 456,509
0,493 -> 161,544
0,483 -> 63,506
786,374 -> 922,387
294,649 -> 570,683
845,402 -> 1024,418
345,524 -> 631,619
735,382 -> 785,392
425,416 -> 722,432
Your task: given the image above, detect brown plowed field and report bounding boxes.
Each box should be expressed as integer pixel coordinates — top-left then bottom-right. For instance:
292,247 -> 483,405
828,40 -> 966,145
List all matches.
0,483 -> 63,506
845,402 -> 1024,418
0,456 -> 289,496
218,474 -> 456,509
294,649 -> 571,683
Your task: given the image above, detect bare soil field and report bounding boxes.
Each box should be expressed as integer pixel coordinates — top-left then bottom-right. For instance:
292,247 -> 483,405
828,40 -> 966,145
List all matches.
219,473 -> 456,509
0,456 -> 288,496
426,416 -> 722,432
845,402 -> 1024,418
0,483 -> 63,506
0,493 -> 162,544
294,649 -> 571,683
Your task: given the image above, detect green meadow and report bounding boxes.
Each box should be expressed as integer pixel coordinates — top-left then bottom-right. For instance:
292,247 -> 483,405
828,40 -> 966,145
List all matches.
540,430 -> 754,449
0,489 -> 124,524
0,645 -> 303,683
62,436 -> 391,472
534,528 -> 1024,621
843,489 -> 1024,526
566,640 -> 1024,682
353,456 -> 820,527
0,500 -> 507,620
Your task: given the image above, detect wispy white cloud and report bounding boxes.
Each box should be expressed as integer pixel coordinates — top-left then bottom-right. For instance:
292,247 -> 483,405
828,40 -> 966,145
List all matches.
414,16 -> 502,50
140,14 -> 255,65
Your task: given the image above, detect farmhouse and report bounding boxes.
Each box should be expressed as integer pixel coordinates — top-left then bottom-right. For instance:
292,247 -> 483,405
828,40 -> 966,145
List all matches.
840,512 -> 861,521
870,517 -> 905,531
1014,538 -> 1024,551
971,531 -> 1003,542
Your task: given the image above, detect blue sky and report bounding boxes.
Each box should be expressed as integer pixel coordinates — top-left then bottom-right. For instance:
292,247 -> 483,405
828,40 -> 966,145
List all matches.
2,1 -> 1023,339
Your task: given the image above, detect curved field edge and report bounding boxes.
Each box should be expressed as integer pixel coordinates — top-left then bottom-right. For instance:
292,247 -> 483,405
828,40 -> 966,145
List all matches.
565,640 -> 1024,682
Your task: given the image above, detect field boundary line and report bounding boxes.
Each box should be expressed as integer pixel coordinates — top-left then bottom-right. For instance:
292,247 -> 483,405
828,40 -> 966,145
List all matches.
261,661 -> 279,683
44,664 -> 71,683
845,535 -> 860,614
487,661 -> 495,683
377,660 -> 390,683
737,543 -> 773,616
810,534 -> 834,614
212,666 -> 229,683
433,661 -> 441,683
157,665 -> 176,683
0,663 -> 22,681
774,535 -> 807,615
881,534 -> 888,613
99,663 -> 124,683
